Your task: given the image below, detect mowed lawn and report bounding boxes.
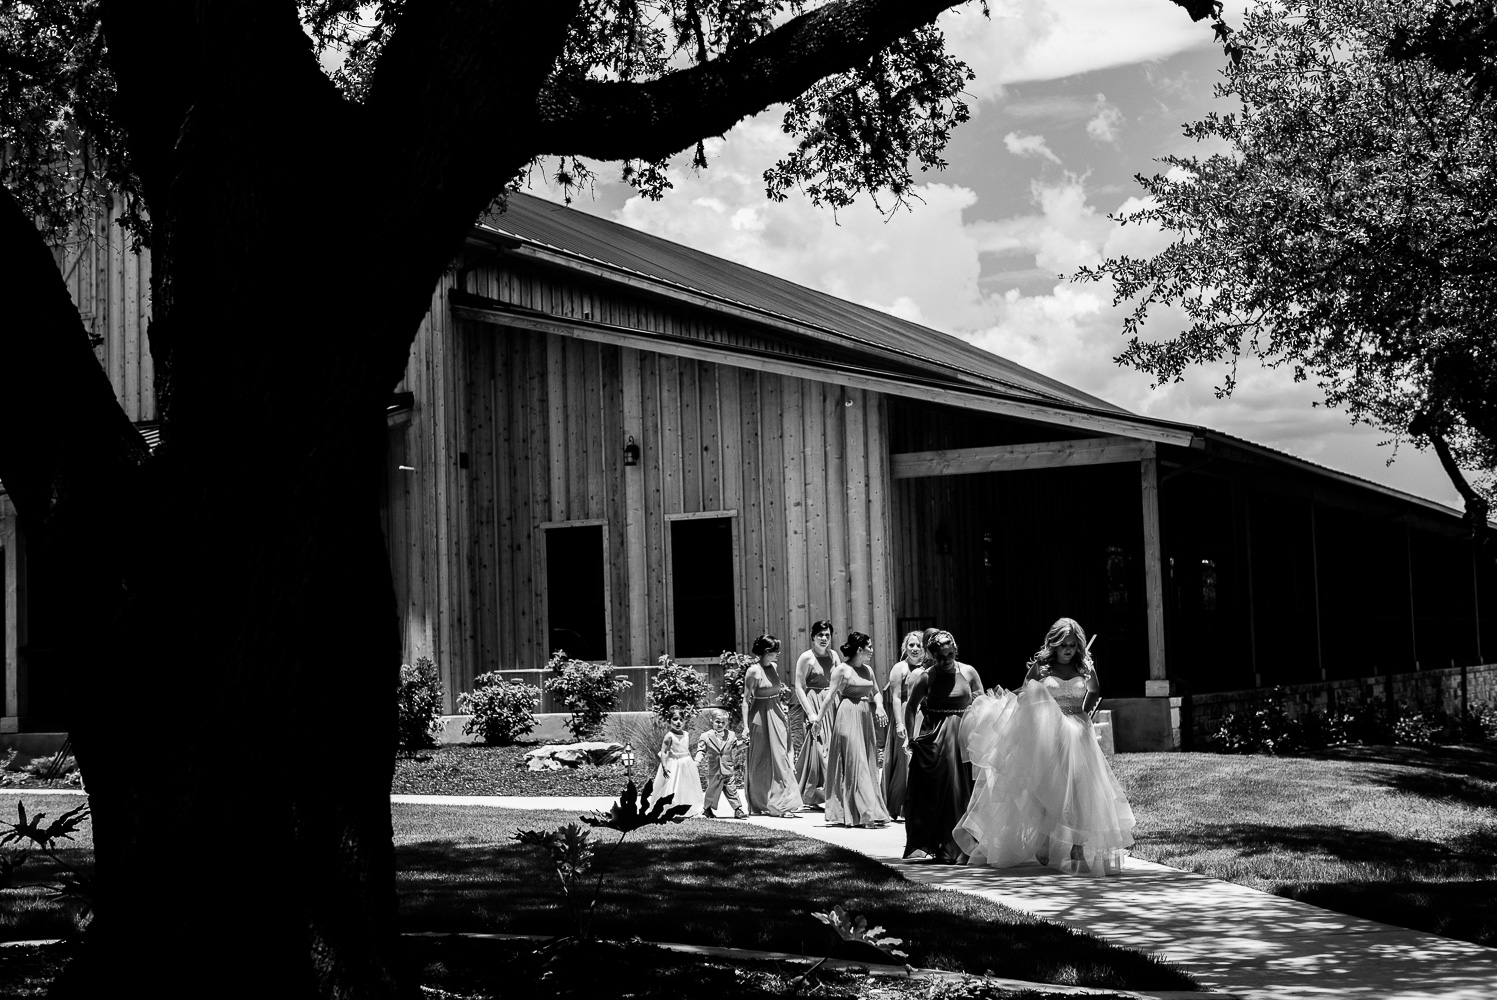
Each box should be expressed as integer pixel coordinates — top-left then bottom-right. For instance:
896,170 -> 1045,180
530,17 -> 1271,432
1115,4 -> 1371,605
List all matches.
1112,744 -> 1497,946
391,803 -> 1195,991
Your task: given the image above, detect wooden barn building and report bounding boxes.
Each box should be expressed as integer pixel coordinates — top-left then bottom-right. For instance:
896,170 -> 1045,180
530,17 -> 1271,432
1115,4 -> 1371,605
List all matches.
5,192 -> 1494,748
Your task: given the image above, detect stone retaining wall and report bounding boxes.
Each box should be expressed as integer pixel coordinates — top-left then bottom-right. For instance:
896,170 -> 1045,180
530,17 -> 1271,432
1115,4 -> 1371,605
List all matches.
1186,662 -> 1497,746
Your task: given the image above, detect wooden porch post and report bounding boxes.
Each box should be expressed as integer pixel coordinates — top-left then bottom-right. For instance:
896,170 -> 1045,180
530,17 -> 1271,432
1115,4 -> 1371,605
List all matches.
620,347 -> 649,663
1140,447 -> 1167,687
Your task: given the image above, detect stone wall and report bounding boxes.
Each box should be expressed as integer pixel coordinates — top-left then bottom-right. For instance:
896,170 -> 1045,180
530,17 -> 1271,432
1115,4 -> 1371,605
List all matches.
1186,663 -> 1497,746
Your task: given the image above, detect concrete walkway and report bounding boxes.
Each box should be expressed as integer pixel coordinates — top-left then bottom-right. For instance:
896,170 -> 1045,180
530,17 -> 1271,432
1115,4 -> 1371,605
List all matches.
740,814 -> 1497,1000
390,795 -> 1497,1000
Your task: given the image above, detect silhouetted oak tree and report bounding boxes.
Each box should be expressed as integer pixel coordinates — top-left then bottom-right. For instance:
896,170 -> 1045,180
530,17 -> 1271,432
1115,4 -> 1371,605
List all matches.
0,1 -> 1216,995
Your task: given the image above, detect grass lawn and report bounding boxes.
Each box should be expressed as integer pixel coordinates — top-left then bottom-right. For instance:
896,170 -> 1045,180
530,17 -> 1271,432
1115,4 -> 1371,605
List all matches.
392,803 -> 1195,991
1112,743 -> 1497,947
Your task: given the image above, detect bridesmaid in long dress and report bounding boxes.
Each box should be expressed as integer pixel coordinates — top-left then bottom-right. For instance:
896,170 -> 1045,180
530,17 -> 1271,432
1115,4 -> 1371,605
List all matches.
955,618 -> 1136,876
823,632 -> 891,828
881,630 -> 924,821
902,628 -> 980,863
741,634 -> 802,818
791,620 -> 839,808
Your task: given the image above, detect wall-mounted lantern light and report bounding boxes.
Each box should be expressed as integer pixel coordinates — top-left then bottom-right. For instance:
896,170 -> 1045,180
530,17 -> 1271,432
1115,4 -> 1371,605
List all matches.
623,435 -> 640,467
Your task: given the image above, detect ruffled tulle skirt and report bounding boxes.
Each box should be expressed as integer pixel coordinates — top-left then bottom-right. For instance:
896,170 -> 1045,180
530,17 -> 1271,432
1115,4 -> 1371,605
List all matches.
652,754 -> 704,818
954,681 -> 1135,877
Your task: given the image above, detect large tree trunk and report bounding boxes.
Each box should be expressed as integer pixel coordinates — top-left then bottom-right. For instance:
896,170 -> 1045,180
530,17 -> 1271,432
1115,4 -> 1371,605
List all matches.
1,116 -> 476,996
3,187 -> 426,995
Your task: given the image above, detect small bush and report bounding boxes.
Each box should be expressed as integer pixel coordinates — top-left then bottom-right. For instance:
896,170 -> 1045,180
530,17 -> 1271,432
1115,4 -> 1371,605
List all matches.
460,672 -> 542,745
1392,710 -> 1441,747
1461,702 -> 1497,742
716,651 -> 753,714
545,650 -> 632,740
646,655 -> 710,724
22,755 -> 76,779
398,656 -> 446,750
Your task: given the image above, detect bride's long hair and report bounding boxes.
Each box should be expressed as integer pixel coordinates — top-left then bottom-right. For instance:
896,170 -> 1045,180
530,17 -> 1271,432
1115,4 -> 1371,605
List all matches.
1026,617 -> 1094,679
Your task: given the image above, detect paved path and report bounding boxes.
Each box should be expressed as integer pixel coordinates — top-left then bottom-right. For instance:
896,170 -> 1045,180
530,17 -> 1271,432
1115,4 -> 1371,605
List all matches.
739,814 -> 1497,1000
390,795 -> 1497,1000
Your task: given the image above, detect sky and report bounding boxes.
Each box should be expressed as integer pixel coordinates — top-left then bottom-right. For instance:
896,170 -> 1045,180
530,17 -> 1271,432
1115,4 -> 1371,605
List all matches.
521,0 -> 1464,510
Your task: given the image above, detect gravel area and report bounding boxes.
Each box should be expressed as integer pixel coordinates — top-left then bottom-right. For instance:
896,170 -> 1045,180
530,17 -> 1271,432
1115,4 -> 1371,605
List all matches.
391,742 -> 651,797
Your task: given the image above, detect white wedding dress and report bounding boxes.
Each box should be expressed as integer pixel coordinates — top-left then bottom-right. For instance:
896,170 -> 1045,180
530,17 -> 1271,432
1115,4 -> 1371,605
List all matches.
953,673 -> 1136,876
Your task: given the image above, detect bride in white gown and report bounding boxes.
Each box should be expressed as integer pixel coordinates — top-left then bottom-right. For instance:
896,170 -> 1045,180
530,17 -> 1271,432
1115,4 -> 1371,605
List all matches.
954,617 -> 1136,877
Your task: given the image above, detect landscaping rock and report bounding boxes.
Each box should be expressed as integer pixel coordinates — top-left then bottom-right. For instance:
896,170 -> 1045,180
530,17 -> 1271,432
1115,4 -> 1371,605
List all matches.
523,742 -> 627,770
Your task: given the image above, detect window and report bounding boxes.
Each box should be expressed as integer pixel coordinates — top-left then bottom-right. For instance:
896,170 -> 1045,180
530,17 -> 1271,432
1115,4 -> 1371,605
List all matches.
544,523 -> 609,662
668,514 -> 737,659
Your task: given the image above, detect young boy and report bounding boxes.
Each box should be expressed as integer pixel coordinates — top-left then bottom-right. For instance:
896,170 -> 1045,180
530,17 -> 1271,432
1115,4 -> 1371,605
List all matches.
694,708 -> 747,819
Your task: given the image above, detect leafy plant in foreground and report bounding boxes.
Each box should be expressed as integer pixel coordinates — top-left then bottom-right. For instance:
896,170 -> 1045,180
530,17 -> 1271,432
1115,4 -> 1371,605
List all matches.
0,802 -> 94,925
514,779 -> 689,939
794,902 -> 909,983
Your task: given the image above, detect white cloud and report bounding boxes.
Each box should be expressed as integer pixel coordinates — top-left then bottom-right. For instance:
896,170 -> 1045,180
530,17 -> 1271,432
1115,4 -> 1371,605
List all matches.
517,84 -> 1460,507
1086,94 -> 1125,143
939,0 -> 1247,101
1003,131 -> 1062,164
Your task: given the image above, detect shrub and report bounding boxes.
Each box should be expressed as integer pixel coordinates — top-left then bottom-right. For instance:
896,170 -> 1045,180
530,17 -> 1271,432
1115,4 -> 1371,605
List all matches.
398,656 -> 445,750
1461,702 -> 1497,742
646,655 -> 710,724
716,650 -> 753,714
1392,709 -> 1441,747
22,755 -> 77,779
459,672 -> 542,745
545,650 -> 632,740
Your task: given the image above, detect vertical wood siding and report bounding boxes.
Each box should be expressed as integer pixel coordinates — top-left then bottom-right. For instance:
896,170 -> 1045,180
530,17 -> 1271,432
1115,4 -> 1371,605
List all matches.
389,260 -> 895,705
53,201 -> 156,423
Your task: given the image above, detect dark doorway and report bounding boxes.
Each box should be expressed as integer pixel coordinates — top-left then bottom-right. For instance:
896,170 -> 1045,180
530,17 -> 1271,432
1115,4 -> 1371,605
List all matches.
545,524 -> 608,661
670,517 -> 736,657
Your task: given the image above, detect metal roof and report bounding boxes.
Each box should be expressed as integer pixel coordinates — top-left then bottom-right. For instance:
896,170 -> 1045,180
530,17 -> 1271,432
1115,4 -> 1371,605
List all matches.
470,193 -> 1478,529
479,193 -> 1123,412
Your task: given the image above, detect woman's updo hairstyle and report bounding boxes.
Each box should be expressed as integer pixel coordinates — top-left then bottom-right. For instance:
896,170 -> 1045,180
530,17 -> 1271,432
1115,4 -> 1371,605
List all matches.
839,631 -> 872,661
751,634 -> 781,656
923,628 -> 958,660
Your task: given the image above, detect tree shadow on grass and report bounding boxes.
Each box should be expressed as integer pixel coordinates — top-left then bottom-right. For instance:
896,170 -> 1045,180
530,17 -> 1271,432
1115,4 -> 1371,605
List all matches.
1318,742 -> 1497,786
1146,821 -> 1497,947
395,822 -> 1195,991
1279,879 -> 1497,948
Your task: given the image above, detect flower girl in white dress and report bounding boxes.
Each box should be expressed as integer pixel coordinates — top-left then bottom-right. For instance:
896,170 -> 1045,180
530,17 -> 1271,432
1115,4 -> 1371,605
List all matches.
652,708 -> 705,817
955,618 -> 1135,876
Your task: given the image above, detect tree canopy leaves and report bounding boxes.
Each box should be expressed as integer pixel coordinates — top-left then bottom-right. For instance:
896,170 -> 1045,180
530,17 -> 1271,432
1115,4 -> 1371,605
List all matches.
1079,0 -> 1497,514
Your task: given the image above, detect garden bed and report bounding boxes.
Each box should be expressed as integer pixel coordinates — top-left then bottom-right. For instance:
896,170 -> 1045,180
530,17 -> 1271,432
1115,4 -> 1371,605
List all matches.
392,741 -> 649,796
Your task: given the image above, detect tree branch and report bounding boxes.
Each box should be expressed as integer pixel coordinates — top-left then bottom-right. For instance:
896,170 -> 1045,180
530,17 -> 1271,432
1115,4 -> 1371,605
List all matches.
530,0 -> 968,161
101,1 -> 344,209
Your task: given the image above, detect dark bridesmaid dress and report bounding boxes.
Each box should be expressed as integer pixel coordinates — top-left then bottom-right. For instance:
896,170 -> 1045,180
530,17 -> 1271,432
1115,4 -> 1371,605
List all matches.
903,665 -> 975,863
